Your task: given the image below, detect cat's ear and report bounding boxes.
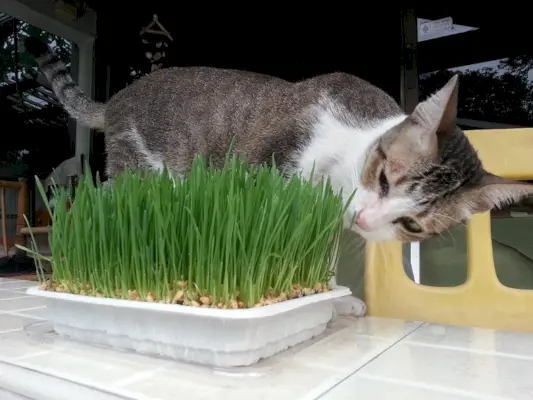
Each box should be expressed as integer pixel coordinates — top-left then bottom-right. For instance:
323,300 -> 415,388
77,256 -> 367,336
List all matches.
410,74 -> 459,134
463,173 -> 533,214
403,75 -> 459,157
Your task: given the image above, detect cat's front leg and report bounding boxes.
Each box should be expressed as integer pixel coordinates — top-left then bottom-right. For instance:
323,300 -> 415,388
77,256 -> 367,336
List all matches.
329,275 -> 367,317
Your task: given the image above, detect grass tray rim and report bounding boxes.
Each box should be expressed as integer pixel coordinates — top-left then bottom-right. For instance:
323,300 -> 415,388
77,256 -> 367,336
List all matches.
26,285 -> 351,320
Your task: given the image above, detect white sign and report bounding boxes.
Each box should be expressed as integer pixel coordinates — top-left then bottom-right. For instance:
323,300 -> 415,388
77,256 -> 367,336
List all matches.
419,17 -> 453,37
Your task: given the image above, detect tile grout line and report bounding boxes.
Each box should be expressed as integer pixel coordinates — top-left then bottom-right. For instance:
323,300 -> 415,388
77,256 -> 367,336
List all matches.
113,368 -> 162,388
0,387 -> 33,400
0,295 -> 33,301
0,286 -> 37,291
0,306 -> 47,315
314,322 -> 427,399
4,311 -> 46,320
13,350 -> 56,361
0,357 -> 137,400
402,339 -> 533,362
0,328 -> 23,334
355,373 -> 512,400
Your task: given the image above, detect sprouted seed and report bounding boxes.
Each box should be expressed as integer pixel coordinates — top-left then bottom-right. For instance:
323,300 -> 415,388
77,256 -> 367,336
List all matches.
27,154 -> 352,308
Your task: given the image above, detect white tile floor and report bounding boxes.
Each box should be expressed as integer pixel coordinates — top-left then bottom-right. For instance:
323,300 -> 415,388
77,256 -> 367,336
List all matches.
1,277 -> 533,399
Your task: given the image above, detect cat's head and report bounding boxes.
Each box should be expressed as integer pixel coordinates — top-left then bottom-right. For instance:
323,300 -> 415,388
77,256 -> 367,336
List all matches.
350,75 -> 533,242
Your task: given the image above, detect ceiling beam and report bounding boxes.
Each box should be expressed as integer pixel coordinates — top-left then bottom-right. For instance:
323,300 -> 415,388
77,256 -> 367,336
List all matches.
418,27 -> 533,73
0,0 -> 96,45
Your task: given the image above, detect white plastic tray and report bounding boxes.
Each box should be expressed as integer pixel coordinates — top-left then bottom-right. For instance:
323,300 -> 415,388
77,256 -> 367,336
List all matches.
26,285 -> 352,367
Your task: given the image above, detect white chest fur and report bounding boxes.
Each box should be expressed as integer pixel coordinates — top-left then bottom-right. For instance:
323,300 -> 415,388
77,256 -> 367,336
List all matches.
295,99 -> 407,222
293,100 -> 407,316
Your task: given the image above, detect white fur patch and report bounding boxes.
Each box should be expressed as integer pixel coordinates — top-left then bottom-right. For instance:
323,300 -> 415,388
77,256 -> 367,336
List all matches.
356,192 -> 417,227
333,296 -> 367,317
329,276 -> 366,317
295,97 -> 407,241
128,127 -> 165,172
292,97 -> 409,296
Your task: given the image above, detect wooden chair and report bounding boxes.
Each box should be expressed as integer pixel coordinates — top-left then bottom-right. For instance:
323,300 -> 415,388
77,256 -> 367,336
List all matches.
19,207 -> 51,243
364,128 -> 533,332
0,178 -> 29,256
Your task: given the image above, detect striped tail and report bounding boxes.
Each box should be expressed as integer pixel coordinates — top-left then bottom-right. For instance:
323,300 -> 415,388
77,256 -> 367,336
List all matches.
24,37 -> 105,130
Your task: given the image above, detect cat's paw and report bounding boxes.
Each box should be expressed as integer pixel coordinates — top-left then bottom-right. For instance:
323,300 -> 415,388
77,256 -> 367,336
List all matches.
333,295 -> 366,317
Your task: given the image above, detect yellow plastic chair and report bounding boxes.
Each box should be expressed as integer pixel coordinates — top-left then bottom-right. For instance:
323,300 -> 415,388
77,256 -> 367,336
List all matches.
365,128 -> 533,332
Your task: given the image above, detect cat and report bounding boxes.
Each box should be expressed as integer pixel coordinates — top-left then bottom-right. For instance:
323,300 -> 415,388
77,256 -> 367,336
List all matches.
25,37 -> 533,316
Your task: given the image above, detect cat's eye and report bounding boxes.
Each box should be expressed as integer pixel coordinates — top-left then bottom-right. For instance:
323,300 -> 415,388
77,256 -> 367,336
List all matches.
395,217 -> 423,233
379,170 -> 389,197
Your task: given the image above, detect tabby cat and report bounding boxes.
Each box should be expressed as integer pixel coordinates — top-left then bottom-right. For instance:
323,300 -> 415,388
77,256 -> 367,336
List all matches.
26,37 -> 533,244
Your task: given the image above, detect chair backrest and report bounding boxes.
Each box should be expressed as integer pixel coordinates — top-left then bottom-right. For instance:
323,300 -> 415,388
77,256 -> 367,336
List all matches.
364,128 -> 533,332
0,178 -> 29,257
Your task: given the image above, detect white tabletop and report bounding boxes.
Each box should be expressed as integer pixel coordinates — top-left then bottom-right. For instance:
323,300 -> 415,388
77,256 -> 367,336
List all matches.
1,277 -> 533,399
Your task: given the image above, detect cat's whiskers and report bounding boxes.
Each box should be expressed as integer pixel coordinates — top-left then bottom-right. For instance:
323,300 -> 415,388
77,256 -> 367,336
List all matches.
350,237 -> 366,254
350,163 -> 359,193
431,212 -> 464,226
428,217 -> 453,241
426,212 -> 462,245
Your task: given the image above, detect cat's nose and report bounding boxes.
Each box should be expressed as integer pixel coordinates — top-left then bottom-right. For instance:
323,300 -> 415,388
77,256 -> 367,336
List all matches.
355,212 -> 371,231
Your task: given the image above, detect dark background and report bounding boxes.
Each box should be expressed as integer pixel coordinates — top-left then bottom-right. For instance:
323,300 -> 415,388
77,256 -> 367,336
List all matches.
87,3 -> 405,176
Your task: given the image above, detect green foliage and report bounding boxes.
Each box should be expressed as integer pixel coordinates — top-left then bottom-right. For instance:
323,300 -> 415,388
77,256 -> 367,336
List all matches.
419,56 -> 533,126
1,18 -> 73,175
1,20 -> 72,80
31,155 -> 351,308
